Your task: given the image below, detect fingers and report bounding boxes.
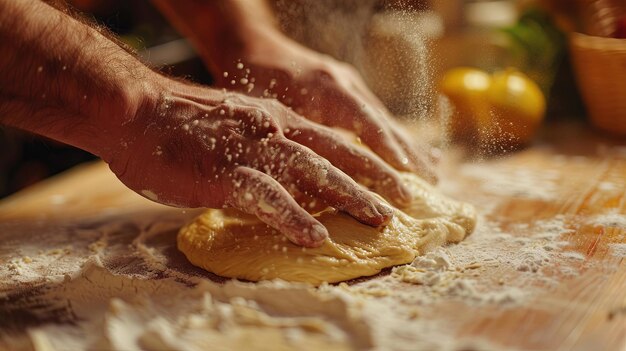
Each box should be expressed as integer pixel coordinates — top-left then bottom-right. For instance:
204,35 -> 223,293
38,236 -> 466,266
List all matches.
389,128 -> 439,184
327,92 -> 439,184
350,92 -> 438,183
225,166 -> 328,248
257,139 -> 394,227
283,121 -> 412,206
299,69 -> 439,180
356,116 -> 416,172
307,90 -> 417,174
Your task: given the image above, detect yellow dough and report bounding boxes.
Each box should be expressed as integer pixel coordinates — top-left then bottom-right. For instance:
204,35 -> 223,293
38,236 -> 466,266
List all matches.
178,173 -> 476,285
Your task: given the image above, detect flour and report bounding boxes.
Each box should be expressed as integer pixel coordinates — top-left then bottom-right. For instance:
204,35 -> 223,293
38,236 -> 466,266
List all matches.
459,163 -> 560,201
389,245 -> 529,307
340,213 -> 588,312
0,203 -> 567,351
587,210 -> 626,230
511,216 -> 580,273
608,243 -> 626,258
101,280 -> 369,351
585,211 -> 626,258
0,210 -> 374,350
0,157 -> 613,351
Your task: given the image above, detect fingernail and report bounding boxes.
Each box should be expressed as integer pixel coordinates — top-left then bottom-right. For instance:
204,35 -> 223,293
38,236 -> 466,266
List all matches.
310,224 -> 328,242
376,202 -> 394,224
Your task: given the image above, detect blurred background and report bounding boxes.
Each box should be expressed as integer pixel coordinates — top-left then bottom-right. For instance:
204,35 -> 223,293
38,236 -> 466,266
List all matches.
1,0 -> 624,199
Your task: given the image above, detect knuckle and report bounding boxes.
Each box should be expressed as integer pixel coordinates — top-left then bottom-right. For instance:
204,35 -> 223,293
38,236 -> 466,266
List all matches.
310,64 -> 337,83
266,98 -> 284,109
314,68 -> 334,80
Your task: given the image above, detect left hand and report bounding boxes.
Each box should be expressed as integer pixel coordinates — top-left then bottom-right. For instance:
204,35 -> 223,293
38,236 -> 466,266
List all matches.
104,77 -> 403,247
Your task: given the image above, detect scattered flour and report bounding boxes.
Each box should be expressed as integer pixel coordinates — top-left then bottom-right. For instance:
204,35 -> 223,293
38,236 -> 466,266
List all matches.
586,210 -> 626,258
391,249 -> 528,306
608,243 -> 626,258
333,212 -> 588,321
0,160 -> 618,351
587,210 -> 626,230
1,205 -> 585,351
459,164 -> 560,201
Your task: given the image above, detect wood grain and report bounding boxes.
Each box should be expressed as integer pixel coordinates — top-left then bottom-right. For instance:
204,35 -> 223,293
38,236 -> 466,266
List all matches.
445,124 -> 626,351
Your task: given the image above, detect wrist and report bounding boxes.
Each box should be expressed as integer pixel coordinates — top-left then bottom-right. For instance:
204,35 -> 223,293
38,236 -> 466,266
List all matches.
204,18 -> 286,73
91,71 -> 164,162
154,0 -> 285,76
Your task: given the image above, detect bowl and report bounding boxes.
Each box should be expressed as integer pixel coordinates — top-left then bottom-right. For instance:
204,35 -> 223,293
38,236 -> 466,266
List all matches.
570,32 -> 626,136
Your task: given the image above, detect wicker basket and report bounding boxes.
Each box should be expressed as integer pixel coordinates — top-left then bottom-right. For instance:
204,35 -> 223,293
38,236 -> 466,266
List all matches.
570,32 -> 626,136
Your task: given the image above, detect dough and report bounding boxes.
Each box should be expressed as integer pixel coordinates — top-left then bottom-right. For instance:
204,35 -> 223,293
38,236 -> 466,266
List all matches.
178,173 -> 476,285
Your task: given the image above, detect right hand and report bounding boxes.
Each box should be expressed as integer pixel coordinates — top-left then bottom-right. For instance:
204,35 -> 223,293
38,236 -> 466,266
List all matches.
214,46 -> 439,183
105,78 -> 411,247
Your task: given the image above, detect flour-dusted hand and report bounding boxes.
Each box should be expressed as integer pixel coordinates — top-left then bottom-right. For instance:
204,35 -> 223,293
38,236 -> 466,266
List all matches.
153,0 -> 438,184
218,48 -> 438,184
0,0 -> 414,248
108,79 -> 407,247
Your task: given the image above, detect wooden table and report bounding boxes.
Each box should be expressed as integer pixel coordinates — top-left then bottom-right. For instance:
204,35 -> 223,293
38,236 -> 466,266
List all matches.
1,122 -> 625,350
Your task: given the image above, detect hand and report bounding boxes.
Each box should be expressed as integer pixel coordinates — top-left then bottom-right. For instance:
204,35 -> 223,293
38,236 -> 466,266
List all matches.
0,0 -> 407,249
212,37 -> 438,183
106,78 -> 411,247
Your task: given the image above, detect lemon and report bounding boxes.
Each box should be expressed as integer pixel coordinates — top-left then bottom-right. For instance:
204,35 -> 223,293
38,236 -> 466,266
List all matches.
485,69 -> 546,147
439,67 -> 491,142
439,67 -> 545,149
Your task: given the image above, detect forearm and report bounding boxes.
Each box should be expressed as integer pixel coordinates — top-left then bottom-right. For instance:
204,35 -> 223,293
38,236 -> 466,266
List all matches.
152,0 -> 283,74
0,0 -> 155,158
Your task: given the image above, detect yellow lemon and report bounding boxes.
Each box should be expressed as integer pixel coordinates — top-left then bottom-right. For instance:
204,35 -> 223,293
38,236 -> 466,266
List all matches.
485,69 -> 546,147
439,67 -> 491,142
439,67 -> 546,149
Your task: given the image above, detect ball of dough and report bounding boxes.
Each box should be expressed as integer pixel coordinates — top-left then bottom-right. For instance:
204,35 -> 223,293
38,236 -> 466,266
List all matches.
178,173 -> 476,286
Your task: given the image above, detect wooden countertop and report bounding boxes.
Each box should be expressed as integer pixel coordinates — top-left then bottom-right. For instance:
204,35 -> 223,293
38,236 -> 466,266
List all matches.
1,122 -> 625,350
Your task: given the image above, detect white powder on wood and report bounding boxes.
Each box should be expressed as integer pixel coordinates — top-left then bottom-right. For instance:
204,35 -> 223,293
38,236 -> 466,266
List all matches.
608,243 -> 626,258
459,163 -> 560,201
587,211 -> 626,229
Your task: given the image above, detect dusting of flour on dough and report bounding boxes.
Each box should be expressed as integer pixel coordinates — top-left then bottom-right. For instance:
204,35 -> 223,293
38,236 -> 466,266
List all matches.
177,172 -> 475,285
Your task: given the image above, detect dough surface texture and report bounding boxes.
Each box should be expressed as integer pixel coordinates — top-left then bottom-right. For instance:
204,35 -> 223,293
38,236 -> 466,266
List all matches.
178,173 -> 476,285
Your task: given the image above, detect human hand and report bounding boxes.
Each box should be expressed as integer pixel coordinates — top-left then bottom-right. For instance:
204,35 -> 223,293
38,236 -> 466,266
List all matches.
212,37 -> 438,183
106,78 -> 412,247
